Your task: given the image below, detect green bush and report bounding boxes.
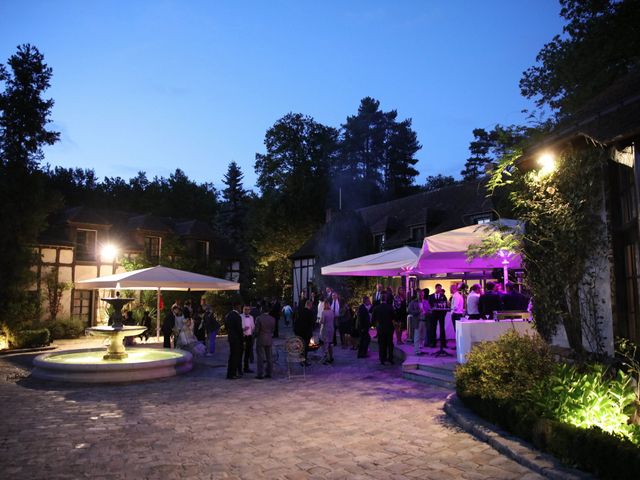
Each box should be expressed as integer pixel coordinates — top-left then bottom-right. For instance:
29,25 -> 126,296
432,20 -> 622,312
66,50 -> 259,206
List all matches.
455,329 -> 554,403
531,362 -> 640,444
460,395 -> 640,480
47,316 -> 85,339
13,328 -> 50,348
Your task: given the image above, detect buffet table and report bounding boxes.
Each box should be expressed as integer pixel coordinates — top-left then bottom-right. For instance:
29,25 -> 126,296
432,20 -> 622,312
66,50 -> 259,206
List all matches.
455,319 -> 534,363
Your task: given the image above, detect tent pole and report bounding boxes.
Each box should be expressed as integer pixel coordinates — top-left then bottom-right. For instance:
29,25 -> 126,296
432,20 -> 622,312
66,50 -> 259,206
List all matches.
502,260 -> 509,291
156,288 -> 161,341
405,275 -> 411,340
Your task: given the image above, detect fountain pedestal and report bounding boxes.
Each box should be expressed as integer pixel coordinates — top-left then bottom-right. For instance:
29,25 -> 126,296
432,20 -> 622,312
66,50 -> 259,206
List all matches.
86,297 -> 144,360
87,325 -> 147,360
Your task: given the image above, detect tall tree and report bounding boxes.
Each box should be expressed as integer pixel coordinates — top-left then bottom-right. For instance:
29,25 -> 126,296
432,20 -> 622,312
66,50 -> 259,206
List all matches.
339,97 -> 421,207
461,125 -> 530,181
520,0 -> 640,117
255,112 -> 338,224
0,44 -> 60,327
219,161 -> 249,249
425,174 -> 458,192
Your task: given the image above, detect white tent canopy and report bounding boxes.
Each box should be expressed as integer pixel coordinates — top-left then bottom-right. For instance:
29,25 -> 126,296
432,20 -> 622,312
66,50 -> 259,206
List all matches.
408,219 -> 522,275
321,246 -> 421,277
76,265 -> 240,338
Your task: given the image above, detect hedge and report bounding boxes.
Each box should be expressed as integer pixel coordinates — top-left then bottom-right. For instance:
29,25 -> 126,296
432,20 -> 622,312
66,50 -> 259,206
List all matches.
13,328 -> 51,349
459,394 -> 640,480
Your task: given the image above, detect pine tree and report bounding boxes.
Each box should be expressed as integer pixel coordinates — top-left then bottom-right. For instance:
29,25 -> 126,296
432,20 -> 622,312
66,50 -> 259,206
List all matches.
338,97 -> 421,206
0,44 -> 60,327
220,161 -> 248,248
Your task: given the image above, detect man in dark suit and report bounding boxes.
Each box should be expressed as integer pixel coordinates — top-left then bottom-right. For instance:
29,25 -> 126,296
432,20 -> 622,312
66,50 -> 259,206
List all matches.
161,306 -> 176,348
372,284 -> 384,306
294,300 -> 315,365
224,303 -> 244,379
373,294 -> 395,365
254,309 -> 276,379
427,284 -> 448,348
357,296 -> 373,358
501,282 -> 529,311
479,282 -> 504,318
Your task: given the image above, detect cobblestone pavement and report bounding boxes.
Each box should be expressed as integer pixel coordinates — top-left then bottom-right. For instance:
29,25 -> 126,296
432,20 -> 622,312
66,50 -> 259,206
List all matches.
0,336 -> 543,480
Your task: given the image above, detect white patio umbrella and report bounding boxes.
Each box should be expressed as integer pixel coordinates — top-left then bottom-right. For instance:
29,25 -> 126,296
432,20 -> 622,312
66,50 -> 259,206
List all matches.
320,246 -> 421,277
407,220 -> 522,287
76,265 -> 240,338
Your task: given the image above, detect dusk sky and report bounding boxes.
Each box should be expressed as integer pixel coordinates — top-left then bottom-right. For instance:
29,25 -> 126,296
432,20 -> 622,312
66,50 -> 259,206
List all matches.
1,1 -> 564,191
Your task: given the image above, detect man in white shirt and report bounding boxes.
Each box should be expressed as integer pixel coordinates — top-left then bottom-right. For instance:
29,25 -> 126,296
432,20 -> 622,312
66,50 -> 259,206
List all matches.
466,284 -> 482,319
241,305 -> 255,373
450,283 -> 465,332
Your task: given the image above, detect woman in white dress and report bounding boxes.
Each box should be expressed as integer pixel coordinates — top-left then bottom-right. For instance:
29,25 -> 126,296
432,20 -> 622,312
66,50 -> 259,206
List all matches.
175,308 -> 205,355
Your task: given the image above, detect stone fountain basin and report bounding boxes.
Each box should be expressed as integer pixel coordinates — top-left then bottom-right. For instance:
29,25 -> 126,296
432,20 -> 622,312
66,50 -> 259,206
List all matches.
31,348 -> 193,383
86,325 -> 148,336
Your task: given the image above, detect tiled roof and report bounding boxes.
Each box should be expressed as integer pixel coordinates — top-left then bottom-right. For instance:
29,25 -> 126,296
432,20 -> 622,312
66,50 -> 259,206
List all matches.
38,207 -> 241,259
291,180 -> 494,259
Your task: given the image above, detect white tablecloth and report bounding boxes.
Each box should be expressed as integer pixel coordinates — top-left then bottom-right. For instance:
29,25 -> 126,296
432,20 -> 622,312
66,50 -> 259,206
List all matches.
455,319 -> 535,363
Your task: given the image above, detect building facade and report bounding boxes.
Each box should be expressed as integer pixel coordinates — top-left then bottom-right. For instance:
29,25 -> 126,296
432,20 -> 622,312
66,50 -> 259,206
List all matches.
34,206 -> 240,327
291,180 -> 496,303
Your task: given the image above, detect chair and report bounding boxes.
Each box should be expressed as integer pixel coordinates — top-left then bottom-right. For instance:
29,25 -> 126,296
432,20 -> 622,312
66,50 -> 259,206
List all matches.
284,336 -> 306,380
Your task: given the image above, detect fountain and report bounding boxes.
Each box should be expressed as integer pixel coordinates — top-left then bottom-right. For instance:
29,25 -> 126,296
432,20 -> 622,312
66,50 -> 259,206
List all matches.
31,296 -> 192,383
86,296 -> 146,360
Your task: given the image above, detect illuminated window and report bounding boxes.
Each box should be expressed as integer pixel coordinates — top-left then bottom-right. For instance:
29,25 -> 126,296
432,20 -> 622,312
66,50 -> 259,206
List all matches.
76,229 -> 97,261
226,260 -> 240,282
472,215 -> 492,224
72,289 -> 93,326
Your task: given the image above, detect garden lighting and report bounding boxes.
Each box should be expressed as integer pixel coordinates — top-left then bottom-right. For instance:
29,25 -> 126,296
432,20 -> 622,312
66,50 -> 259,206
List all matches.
537,152 -> 556,176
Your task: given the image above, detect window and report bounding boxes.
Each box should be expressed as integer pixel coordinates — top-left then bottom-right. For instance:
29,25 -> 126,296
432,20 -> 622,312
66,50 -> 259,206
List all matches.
144,236 -> 161,263
72,289 -> 93,326
472,215 -> 492,224
226,260 -> 240,282
374,233 -> 385,252
293,257 -> 316,303
196,240 -> 209,264
76,229 -> 97,261
410,226 -> 425,246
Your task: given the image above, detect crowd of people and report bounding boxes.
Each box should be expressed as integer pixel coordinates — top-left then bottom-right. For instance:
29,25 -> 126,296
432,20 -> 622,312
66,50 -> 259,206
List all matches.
152,280 -> 530,378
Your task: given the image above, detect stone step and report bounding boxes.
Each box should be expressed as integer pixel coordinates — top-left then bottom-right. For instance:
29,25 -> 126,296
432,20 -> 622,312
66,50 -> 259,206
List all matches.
402,360 -> 457,375
402,368 -> 456,390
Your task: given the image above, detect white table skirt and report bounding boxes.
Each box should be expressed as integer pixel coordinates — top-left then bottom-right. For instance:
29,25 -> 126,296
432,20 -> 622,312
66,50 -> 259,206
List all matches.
455,319 -> 534,363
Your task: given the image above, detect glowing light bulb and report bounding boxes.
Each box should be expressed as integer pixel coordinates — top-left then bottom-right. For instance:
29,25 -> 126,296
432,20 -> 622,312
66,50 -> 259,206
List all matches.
538,153 -> 556,176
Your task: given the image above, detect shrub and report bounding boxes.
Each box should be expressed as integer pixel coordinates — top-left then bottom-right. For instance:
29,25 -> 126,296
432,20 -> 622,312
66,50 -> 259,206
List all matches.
455,329 -> 554,403
47,316 -> 85,339
531,362 -> 640,444
13,328 -> 50,348
460,395 -> 640,480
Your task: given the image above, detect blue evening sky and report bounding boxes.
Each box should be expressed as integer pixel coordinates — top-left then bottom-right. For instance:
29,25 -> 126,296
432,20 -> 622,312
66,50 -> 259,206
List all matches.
1,1 -> 564,191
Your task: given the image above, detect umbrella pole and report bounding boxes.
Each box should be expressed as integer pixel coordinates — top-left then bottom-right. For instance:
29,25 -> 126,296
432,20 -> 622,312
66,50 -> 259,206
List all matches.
156,288 -> 161,341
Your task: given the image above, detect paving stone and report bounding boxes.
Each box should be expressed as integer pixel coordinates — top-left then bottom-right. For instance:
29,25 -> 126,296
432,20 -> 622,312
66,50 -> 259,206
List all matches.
0,336 -> 545,480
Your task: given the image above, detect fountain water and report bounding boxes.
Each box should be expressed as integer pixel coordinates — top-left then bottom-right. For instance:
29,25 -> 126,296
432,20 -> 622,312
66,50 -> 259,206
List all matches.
32,296 -> 192,383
